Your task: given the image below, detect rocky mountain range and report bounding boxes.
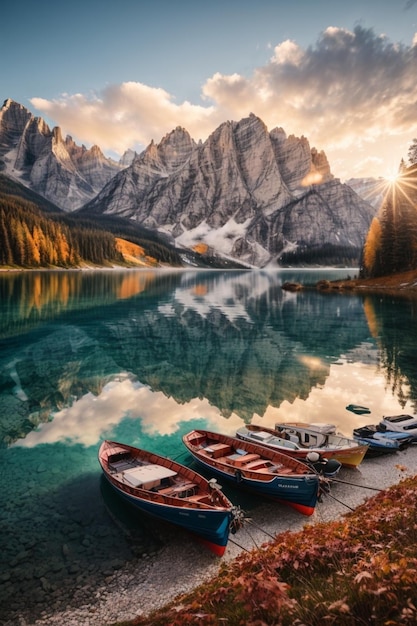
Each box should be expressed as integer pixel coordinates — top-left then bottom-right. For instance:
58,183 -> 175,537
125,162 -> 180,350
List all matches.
0,99 -> 377,267
82,113 -> 376,266
0,99 -> 131,211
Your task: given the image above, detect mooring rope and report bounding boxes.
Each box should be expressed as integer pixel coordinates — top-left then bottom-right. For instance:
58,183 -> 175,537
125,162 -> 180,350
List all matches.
242,520 -> 260,549
227,536 -> 252,552
331,478 -> 383,492
244,517 -> 276,541
323,489 -> 355,511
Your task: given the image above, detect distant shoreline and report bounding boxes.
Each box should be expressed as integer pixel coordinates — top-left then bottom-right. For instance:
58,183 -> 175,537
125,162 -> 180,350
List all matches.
282,268 -> 417,296
3,266 -> 417,296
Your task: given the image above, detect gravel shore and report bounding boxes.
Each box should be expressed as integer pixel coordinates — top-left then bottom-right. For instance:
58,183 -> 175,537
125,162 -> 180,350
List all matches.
8,446 -> 417,626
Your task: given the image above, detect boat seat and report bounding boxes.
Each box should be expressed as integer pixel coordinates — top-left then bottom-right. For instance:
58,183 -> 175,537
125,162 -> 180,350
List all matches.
158,486 -> 176,495
245,460 -> 271,470
204,443 -> 232,458
187,494 -> 207,502
109,460 -> 135,472
170,483 -> 198,498
228,453 -> 260,467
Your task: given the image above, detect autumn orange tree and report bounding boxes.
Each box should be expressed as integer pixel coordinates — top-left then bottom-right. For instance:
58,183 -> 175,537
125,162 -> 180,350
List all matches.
0,195 -> 125,268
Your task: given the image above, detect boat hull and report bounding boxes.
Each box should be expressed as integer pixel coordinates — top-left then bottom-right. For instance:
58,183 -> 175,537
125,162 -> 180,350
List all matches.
102,472 -> 232,555
98,440 -> 237,556
183,430 -> 320,516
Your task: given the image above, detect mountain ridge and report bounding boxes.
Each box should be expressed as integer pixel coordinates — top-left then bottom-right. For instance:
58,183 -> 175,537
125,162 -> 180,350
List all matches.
0,98 -> 131,211
81,112 -> 375,267
0,99 -> 377,267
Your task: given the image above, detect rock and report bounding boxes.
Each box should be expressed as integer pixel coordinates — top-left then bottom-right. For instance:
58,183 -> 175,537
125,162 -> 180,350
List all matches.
0,99 -> 124,210
40,576 -> 51,592
282,281 -> 303,291
0,99 -> 377,266
81,113 -> 376,267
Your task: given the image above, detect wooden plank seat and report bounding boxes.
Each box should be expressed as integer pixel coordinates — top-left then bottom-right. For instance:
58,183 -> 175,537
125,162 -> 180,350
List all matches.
159,482 -> 197,497
227,453 -> 260,467
109,460 -> 136,472
244,460 -> 274,470
204,443 -> 232,458
187,494 -> 209,503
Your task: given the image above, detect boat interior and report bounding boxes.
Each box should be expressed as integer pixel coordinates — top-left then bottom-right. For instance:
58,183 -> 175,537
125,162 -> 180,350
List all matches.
191,435 -> 305,475
106,449 -> 216,504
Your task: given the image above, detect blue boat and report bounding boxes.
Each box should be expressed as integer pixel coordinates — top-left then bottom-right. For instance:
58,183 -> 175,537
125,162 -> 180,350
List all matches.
353,425 -> 413,456
182,429 -> 320,516
98,440 -> 243,556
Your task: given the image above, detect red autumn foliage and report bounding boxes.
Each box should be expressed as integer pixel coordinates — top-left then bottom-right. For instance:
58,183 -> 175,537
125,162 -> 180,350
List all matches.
124,475 -> 417,625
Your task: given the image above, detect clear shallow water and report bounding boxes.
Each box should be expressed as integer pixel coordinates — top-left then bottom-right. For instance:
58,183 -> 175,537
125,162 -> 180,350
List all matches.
1,268 -> 417,620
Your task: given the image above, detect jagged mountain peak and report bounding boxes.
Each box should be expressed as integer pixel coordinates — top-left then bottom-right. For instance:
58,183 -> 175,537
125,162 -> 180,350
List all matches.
0,98 -> 123,210
80,113 -> 375,267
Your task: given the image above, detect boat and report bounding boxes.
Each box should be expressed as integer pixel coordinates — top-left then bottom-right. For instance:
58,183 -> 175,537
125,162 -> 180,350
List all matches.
378,414 -> 417,441
98,440 -> 243,556
182,429 -> 321,516
346,404 -> 371,415
275,423 -> 369,468
235,425 -> 342,477
238,422 -> 368,469
353,424 -> 413,456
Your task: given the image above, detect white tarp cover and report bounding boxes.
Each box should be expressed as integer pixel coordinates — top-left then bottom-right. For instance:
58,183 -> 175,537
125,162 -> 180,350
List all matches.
123,464 -> 177,488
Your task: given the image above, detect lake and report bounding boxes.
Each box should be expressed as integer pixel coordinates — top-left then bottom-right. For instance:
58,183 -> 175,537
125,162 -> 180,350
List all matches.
1,267 -> 417,622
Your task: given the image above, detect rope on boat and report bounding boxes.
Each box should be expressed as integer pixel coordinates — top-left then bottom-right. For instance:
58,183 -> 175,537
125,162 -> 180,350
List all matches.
331,478 -> 383,492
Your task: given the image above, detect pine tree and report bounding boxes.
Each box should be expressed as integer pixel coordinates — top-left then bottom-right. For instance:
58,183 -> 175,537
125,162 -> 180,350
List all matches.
408,139 -> 417,165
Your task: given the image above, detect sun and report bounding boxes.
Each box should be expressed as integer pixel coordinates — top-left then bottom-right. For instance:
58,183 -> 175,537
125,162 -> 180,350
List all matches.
384,169 -> 401,185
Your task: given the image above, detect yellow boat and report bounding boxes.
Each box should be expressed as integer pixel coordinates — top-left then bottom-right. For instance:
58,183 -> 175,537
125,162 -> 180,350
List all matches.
237,422 -> 368,469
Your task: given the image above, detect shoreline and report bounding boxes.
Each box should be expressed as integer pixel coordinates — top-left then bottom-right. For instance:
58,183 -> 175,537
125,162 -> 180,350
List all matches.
13,445 -> 417,626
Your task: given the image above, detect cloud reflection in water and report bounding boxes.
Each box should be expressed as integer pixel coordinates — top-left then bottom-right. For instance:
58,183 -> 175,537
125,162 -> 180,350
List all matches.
14,375 -> 243,448
15,353 -> 412,449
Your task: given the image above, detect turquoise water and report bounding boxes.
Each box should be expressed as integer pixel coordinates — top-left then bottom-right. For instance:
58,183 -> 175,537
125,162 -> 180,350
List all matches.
1,267 -> 417,621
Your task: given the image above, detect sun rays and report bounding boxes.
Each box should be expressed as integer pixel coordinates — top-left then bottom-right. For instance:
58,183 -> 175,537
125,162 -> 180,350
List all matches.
360,166 -> 417,210
381,167 -> 417,208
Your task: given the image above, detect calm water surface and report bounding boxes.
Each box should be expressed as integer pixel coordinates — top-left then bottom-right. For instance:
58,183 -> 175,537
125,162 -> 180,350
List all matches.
1,268 -> 417,620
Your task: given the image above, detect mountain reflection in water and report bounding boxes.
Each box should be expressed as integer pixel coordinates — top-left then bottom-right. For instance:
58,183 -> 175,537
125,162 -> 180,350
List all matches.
1,268 -> 417,445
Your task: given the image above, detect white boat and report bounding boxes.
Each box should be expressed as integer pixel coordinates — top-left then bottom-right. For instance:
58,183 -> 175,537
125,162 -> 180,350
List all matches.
235,425 -> 342,477
379,414 -> 417,441
271,422 -> 368,468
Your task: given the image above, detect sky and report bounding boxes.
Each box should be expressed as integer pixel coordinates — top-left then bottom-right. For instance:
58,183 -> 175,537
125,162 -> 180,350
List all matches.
2,0 -> 417,181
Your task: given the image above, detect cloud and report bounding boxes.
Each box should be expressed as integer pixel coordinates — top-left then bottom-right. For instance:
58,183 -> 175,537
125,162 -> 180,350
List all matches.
30,25 -> 417,178
31,83 -> 223,155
